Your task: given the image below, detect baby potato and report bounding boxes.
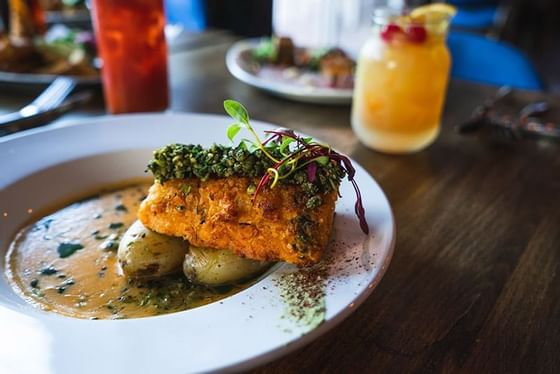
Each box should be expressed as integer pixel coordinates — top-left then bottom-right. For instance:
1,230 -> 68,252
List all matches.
183,246 -> 271,287
118,220 -> 188,279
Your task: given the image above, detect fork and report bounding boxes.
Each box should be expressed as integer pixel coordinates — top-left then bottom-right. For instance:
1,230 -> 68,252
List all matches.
0,77 -> 77,127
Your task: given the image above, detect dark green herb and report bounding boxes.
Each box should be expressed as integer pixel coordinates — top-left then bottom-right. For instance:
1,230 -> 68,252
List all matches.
306,196 -> 322,209
93,213 -> 102,219
39,266 -> 58,276
57,242 -> 84,258
39,218 -> 55,230
109,222 -> 124,230
115,204 -> 128,212
56,277 -> 75,294
294,215 -> 318,251
30,278 -> 39,288
94,233 -> 109,240
181,184 -> 192,196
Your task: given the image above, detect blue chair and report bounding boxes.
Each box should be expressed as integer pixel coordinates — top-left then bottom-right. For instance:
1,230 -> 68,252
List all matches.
452,5 -> 497,30
449,0 -> 499,31
447,32 -> 543,90
165,0 -> 206,31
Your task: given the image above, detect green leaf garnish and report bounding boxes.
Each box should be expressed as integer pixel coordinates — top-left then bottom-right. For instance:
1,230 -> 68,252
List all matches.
315,156 -> 330,165
279,137 -> 295,155
57,242 -> 84,258
227,123 -> 242,143
223,100 -> 280,163
224,100 -> 250,125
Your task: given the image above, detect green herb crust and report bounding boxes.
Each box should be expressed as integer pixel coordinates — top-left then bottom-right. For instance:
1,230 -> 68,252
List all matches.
147,143 -> 345,207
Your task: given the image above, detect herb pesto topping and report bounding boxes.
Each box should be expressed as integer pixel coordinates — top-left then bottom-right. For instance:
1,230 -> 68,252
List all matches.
147,143 -> 344,201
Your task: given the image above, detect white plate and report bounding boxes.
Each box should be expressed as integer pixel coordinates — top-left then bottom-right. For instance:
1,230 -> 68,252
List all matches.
226,39 -> 354,105
0,113 -> 395,374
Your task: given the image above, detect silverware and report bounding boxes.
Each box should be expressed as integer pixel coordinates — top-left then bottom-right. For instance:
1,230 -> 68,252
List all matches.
0,89 -> 94,137
456,86 -> 559,141
0,77 -> 95,136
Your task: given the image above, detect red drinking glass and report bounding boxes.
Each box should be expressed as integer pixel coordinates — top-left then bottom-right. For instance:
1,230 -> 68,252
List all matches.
91,0 -> 169,114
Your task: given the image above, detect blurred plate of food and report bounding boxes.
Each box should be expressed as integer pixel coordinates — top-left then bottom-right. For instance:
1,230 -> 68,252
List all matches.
43,0 -> 91,28
0,1 -> 99,86
226,37 -> 354,104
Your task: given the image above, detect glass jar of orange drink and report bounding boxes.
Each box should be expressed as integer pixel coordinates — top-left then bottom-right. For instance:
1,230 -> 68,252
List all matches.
351,4 -> 456,153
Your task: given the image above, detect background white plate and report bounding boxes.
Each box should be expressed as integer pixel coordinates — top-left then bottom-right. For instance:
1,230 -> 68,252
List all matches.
226,39 -> 354,105
0,113 -> 394,373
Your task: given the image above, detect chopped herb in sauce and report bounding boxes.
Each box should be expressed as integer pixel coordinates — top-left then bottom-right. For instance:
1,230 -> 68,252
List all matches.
56,278 -> 75,294
57,242 -> 84,258
40,218 -> 55,230
30,278 -> 39,288
115,204 -> 128,212
39,266 -> 58,275
109,222 -> 124,230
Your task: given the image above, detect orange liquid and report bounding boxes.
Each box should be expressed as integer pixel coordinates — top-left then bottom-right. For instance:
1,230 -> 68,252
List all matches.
352,33 -> 450,153
91,0 -> 169,114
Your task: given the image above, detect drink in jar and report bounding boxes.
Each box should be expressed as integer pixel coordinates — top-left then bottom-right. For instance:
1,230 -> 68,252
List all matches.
91,0 -> 169,114
351,4 -> 456,153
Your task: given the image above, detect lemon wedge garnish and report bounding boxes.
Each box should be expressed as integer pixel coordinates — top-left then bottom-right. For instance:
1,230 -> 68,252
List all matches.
410,3 -> 457,35
410,3 -> 457,19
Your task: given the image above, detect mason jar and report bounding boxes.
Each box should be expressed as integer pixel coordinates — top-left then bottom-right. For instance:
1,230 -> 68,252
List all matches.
351,6 -> 453,153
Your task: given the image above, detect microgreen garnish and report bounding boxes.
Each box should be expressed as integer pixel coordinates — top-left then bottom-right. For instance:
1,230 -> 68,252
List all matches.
223,100 -> 369,234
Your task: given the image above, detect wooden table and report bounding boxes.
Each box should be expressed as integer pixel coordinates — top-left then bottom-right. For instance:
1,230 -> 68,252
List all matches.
2,38 -> 560,373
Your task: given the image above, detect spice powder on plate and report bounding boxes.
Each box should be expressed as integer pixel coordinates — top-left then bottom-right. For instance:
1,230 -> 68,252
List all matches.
276,265 -> 327,330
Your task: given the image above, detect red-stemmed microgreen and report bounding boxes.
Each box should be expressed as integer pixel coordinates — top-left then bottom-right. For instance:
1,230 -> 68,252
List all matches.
224,100 -> 369,234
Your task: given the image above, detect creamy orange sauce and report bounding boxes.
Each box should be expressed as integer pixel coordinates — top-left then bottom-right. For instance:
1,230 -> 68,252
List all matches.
6,183 -> 247,320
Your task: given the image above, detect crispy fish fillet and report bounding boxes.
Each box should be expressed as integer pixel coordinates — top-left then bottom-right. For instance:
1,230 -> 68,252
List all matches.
138,177 -> 337,266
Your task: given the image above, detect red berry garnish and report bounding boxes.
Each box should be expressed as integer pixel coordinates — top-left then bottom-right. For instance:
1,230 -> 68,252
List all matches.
405,24 -> 427,43
380,23 -> 402,42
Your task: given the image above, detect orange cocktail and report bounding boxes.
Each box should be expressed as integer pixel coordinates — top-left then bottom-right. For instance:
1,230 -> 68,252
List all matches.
91,0 -> 169,114
351,4 -> 455,153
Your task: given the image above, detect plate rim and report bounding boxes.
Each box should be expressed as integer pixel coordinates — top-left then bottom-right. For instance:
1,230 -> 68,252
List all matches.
0,112 -> 395,373
0,70 -> 100,86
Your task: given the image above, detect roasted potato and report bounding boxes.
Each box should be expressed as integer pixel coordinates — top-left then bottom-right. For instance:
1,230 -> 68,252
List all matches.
183,246 -> 271,287
118,220 -> 187,279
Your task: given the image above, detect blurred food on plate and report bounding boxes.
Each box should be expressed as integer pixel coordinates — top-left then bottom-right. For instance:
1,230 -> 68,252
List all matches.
252,36 -> 354,89
0,0 -> 97,76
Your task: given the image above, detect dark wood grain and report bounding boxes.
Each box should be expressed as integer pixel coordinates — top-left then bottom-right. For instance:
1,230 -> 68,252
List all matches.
3,38 -> 560,373
167,42 -> 560,373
